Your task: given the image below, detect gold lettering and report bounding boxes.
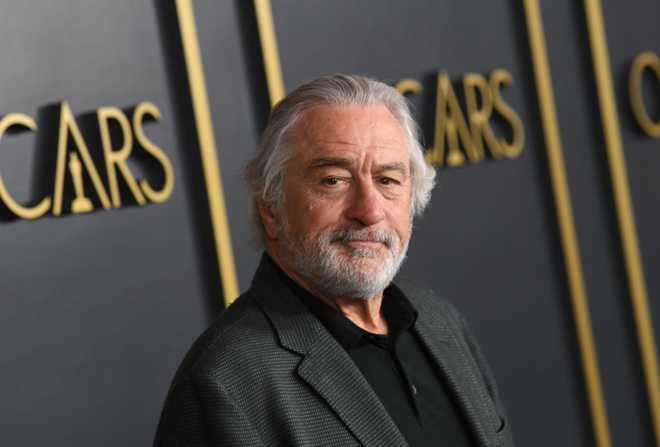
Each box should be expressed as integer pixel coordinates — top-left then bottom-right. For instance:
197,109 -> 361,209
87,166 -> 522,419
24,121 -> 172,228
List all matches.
427,72 -> 477,166
132,102 -> 175,203
463,73 -> 504,160
629,52 -> 660,138
490,69 -> 525,158
0,113 -> 51,219
53,102 -> 111,215
97,106 -> 146,207
443,72 -> 478,164
425,73 -> 447,166
406,69 -> 524,167
395,78 -> 423,96
445,120 -> 464,166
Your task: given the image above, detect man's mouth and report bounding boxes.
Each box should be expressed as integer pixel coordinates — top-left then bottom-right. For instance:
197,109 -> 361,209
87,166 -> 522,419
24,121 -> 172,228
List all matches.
330,229 -> 394,249
342,240 -> 383,249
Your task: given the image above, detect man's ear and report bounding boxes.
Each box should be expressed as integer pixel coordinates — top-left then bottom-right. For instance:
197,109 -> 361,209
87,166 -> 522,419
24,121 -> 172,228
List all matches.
258,202 -> 280,240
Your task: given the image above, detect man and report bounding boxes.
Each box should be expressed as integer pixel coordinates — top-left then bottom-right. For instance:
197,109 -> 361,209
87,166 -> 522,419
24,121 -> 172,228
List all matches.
154,74 -> 513,446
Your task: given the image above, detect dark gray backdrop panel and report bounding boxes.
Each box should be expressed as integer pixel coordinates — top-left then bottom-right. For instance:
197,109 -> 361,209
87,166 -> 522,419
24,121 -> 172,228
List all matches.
1,1 -> 658,446
0,1 -> 217,445
541,1 -> 657,445
194,0 -> 264,290
602,4 -> 660,431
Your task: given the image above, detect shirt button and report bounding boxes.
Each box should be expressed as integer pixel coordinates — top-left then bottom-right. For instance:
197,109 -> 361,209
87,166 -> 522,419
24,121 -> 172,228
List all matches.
411,384 -> 418,395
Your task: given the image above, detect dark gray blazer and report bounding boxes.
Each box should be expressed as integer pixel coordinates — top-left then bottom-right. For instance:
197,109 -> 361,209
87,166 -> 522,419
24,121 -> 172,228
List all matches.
154,255 -> 514,446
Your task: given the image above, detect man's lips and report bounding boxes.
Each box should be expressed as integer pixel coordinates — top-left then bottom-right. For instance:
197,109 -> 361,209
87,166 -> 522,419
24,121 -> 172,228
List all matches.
329,228 -> 394,249
340,240 -> 384,248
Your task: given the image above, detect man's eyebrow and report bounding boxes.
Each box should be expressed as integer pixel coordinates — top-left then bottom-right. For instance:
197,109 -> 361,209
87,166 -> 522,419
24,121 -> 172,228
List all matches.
306,158 -> 409,177
375,162 -> 409,175
306,157 -> 355,170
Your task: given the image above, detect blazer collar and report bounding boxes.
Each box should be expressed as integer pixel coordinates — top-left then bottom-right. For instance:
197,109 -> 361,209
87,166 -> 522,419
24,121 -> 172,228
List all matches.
250,254 -> 323,355
250,254 -> 408,447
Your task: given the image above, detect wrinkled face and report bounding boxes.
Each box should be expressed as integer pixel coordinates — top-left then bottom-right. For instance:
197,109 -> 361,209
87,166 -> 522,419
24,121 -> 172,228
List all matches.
263,104 -> 413,299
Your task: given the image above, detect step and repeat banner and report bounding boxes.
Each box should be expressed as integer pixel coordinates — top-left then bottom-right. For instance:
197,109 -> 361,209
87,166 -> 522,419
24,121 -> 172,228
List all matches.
0,1 -> 658,446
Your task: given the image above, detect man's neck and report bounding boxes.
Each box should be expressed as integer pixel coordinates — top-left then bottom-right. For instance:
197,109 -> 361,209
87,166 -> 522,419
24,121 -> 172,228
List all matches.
323,293 -> 388,335
266,247 -> 389,335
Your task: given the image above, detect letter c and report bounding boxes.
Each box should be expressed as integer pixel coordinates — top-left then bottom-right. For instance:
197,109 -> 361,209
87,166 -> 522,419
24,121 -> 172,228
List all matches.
395,78 -> 423,96
0,113 -> 51,219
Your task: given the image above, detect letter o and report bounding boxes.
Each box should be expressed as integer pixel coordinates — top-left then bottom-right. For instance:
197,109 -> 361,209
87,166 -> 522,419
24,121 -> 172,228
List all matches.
629,52 -> 660,138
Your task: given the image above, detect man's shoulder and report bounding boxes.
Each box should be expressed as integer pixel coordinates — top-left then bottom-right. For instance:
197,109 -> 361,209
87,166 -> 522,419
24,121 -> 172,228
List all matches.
171,290 -> 280,382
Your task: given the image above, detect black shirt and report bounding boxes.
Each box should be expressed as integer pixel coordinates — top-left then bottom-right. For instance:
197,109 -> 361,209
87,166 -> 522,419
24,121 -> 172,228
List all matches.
269,257 -> 475,446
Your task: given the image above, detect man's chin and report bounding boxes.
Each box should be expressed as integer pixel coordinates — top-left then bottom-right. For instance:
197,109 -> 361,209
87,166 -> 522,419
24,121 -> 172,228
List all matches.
334,249 -> 388,265
333,242 -> 387,260
333,256 -> 394,284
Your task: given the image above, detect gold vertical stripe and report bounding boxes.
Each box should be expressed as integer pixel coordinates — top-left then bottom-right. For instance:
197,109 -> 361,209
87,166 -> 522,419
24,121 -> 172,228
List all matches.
254,0 -> 286,106
523,2 -> 613,446
583,1 -> 660,444
175,0 -> 240,305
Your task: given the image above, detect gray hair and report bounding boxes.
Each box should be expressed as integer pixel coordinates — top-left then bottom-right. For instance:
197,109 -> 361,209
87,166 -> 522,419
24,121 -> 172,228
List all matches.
244,73 -> 436,243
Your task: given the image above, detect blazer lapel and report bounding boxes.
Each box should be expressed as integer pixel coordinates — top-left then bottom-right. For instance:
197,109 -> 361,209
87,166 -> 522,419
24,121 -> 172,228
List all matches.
415,321 -> 490,447
251,255 -> 408,447
297,336 -> 408,447
406,291 -> 499,447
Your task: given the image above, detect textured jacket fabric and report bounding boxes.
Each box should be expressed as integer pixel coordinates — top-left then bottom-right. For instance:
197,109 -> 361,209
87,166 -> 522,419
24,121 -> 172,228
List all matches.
154,255 -> 515,447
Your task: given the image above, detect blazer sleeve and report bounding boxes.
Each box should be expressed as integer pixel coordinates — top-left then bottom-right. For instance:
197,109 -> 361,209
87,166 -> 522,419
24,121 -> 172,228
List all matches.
153,374 -> 265,447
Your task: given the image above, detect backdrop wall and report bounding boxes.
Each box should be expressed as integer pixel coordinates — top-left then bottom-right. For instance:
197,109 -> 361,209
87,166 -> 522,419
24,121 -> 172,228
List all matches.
0,1 -> 658,446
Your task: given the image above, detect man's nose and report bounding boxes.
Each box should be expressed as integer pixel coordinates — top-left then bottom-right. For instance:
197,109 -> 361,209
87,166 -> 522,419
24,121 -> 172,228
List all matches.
344,179 -> 385,226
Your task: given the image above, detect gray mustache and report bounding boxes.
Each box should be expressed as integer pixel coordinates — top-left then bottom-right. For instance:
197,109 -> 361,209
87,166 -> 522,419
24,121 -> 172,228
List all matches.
329,228 -> 396,248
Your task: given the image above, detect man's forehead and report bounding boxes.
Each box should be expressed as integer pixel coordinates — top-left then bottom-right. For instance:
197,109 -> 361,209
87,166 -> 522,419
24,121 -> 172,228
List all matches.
292,104 -> 408,160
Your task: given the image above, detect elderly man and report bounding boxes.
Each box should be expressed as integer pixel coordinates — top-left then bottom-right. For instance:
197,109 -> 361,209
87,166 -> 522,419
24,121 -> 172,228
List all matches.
154,74 -> 513,447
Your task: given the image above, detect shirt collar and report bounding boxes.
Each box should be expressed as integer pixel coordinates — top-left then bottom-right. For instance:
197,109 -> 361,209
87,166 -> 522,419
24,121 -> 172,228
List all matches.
265,254 -> 419,351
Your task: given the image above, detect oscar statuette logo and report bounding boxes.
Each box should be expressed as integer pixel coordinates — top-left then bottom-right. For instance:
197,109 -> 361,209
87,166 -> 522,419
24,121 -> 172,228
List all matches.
68,152 -> 93,214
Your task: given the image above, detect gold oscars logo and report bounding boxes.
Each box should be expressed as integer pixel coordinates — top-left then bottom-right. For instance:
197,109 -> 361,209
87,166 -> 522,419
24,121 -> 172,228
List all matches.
0,101 -> 174,220
396,69 -> 525,167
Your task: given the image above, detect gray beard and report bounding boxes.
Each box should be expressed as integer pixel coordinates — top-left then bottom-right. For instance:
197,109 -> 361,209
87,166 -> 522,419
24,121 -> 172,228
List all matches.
281,224 -> 410,300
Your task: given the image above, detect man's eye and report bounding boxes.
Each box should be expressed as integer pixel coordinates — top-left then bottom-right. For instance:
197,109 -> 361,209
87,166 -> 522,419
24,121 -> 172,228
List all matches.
378,177 -> 400,186
321,176 -> 344,186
